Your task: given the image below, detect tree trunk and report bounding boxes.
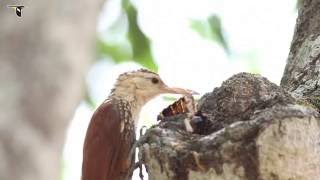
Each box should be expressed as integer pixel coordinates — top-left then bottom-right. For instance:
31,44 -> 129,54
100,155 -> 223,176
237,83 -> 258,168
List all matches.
281,0 -> 320,97
139,1 -> 320,179
0,0 -> 104,180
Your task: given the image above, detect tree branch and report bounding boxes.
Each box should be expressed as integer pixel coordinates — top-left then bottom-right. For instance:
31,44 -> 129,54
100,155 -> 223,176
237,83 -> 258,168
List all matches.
139,73 -> 320,180
281,0 -> 320,99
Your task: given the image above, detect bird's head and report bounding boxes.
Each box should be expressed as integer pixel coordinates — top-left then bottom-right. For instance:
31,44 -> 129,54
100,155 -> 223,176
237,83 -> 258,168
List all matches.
110,69 -> 197,105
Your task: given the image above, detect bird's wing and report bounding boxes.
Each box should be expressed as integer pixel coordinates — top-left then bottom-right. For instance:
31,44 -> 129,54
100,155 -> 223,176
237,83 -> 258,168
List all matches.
82,100 -> 135,180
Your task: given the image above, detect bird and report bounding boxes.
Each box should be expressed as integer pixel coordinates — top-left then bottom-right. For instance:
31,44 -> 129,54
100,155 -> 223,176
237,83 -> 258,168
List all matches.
82,69 -> 196,180
7,5 -> 25,17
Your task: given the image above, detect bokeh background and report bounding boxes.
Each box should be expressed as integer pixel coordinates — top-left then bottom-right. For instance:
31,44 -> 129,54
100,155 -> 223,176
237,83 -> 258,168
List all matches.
61,0 -> 298,179
0,0 -> 304,179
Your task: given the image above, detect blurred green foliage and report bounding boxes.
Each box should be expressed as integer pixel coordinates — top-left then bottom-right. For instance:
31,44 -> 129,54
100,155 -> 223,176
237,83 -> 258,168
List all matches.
190,15 -> 230,55
96,38 -> 132,62
122,0 -> 158,71
97,0 -> 158,72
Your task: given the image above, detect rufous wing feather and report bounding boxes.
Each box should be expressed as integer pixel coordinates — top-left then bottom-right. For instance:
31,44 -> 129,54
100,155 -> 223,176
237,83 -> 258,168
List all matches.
82,100 -> 135,180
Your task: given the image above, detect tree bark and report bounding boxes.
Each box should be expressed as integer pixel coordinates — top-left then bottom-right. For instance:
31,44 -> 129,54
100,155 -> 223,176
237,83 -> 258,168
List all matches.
281,0 -> 320,99
0,0 -> 104,180
139,1 -> 320,179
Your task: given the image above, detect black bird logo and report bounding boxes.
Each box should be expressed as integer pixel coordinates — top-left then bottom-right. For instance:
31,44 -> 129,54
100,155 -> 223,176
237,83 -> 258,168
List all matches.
7,5 -> 25,17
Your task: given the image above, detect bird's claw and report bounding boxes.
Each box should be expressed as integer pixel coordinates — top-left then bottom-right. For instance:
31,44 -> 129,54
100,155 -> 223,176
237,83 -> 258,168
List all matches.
127,126 -> 149,179
134,161 -> 144,180
140,125 -> 147,137
126,161 -> 144,180
127,152 -> 145,180
129,126 -> 148,160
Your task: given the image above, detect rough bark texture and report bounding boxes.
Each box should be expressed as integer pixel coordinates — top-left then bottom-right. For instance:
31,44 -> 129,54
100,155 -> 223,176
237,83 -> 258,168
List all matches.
139,1 -> 320,179
0,0 -> 104,180
140,73 -> 320,180
281,0 -> 320,100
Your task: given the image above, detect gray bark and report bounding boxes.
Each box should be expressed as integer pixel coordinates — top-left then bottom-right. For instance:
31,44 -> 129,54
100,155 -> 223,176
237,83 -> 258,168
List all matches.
281,0 -> 320,99
139,1 -> 320,179
0,0 -> 104,180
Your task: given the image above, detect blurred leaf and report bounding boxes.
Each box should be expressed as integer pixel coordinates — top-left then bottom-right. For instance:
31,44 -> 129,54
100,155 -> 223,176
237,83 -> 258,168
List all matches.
190,15 -> 230,55
122,0 -> 158,72
96,0 -> 158,71
190,20 -> 212,39
96,38 -> 132,62
208,15 -> 230,54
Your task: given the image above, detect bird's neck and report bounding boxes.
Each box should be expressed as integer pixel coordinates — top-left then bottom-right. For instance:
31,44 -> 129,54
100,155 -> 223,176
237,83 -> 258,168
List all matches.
109,94 -> 143,128
109,85 -> 149,109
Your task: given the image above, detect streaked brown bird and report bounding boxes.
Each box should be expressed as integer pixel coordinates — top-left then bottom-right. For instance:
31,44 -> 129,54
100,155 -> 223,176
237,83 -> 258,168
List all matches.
82,69 -> 196,180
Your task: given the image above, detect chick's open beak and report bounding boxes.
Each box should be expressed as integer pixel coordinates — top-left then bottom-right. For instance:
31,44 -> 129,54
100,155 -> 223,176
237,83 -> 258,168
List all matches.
161,86 -> 199,95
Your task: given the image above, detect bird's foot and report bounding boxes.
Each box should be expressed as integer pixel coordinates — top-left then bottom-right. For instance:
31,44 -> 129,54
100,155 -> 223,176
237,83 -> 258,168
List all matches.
134,161 -> 144,180
127,126 -> 149,179
129,126 -> 148,159
126,161 -> 144,180
139,125 -> 148,137
126,154 -> 145,180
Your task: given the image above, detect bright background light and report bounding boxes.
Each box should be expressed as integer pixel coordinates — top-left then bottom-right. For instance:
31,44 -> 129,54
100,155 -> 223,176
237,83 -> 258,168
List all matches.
63,0 -> 297,179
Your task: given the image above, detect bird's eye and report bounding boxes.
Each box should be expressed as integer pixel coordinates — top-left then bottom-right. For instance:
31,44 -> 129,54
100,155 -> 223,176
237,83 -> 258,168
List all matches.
151,77 -> 159,84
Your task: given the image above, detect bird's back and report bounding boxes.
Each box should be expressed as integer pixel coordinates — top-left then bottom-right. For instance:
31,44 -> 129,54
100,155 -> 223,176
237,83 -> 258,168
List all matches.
82,100 -> 135,180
